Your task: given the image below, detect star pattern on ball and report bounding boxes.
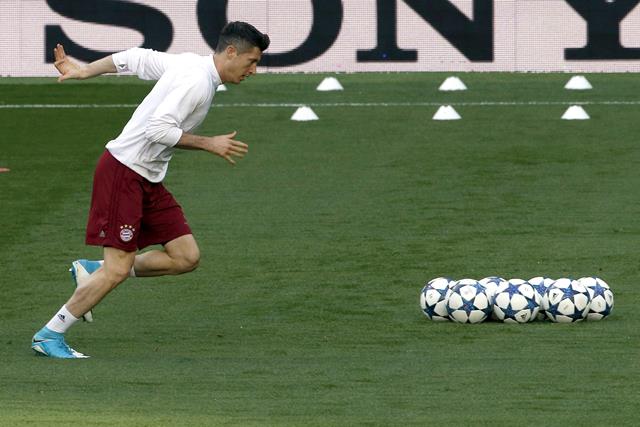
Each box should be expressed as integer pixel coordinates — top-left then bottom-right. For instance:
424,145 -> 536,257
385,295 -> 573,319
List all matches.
591,283 -> 606,298
531,283 -> 546,297
424,304 -> 438,318
506,283 -> 520,298
472,283 -> 485,294
462,298 -> 476,313
421,276 -> 612,323
503,304 -> 518,320
561,286 -> 578,301
546,302 -> 561,319
434,287 -> 448,298
566,305 -> 586,321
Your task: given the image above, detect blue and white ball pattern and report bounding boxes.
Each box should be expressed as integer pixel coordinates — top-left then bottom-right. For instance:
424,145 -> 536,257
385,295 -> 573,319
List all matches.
543,278 -> 591,323
479,276 -> 506,305
578,277 -> 614,320
446,279 -> 492,324
419,277 -> 452,321
492,279 -> 540,323
420,276 -> 613,323
528,277 -> 555,320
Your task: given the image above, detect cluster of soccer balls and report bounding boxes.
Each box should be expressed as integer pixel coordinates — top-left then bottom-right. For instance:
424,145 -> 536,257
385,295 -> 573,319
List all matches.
420,276 -> 614,323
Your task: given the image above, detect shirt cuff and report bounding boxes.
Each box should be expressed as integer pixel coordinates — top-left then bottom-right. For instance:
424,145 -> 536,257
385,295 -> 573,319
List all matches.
112,51 -> 130,74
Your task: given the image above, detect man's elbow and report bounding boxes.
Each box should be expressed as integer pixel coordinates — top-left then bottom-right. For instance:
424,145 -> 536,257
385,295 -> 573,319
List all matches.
145,117 -> 182,146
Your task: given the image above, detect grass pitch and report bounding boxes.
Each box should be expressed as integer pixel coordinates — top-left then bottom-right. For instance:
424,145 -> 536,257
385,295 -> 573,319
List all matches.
1,73 -> 639,426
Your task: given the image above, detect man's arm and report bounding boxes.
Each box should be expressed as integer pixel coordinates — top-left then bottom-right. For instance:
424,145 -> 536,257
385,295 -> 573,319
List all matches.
176,131 -> 249,166
53,44 -> 116,82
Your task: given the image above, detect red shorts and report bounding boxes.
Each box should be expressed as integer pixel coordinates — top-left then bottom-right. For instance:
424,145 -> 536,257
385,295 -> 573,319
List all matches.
85,150 -> 192,252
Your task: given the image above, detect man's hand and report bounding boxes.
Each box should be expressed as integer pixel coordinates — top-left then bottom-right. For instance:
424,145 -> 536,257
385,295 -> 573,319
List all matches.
208,131 -> 248,165
53,44 -> 116,82
53,44 -> 86,82
176,131 -> 249,165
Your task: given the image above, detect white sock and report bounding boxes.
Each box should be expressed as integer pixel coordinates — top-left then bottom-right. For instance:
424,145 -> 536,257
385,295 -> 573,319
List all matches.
45,305 -> 80,334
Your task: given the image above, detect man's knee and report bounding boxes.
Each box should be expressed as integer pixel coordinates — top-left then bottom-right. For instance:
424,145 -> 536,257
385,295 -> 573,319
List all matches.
103,262 -> 131,286
178,247 -> 200,273
166,235 -> 200,274
102,247 -> 136,286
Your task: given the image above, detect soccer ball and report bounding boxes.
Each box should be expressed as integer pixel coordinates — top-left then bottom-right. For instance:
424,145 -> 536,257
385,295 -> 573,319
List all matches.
542,278 -> 591,323
528,276 -> 555,320
479,276 -> 506,305
446,279 -> 492,324
579,277 -> 614,320
419,277 -> 452,321
492,279 -> 540,323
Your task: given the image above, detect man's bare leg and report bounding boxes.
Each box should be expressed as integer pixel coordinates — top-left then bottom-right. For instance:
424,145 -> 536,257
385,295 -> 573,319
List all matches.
131,234 -> 200,277
68,234 -> 200,323
32,247 -> 136,358
66,247 -> 136,318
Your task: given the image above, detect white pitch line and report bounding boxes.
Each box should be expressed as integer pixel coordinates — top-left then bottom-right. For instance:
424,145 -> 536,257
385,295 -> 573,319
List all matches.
212,100 -> 640,107
1,100 -> 640,109
0,103 -> 138,109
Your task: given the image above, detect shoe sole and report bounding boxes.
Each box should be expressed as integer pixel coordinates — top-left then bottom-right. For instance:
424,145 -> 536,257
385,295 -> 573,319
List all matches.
32,341 -> 90,359
32,344 -> 47,356
32,347 -> 90,359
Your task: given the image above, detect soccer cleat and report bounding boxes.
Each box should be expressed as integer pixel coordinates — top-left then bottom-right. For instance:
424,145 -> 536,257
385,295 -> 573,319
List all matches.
31,327 -> 89,359
70,259 -> 102,322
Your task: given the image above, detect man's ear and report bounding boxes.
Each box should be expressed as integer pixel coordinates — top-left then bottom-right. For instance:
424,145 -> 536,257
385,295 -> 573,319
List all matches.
225,45 -> 237,58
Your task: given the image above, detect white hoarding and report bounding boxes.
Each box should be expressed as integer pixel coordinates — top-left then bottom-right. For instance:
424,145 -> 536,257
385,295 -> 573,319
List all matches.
2,0 -> 640,76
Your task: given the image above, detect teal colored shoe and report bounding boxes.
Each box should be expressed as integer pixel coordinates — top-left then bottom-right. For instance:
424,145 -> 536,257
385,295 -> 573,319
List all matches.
31,327 -> 89,359
70,259 -> 102,322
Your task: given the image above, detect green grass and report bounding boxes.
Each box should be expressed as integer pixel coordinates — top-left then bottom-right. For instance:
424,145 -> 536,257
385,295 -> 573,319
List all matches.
1,73 -> 639,426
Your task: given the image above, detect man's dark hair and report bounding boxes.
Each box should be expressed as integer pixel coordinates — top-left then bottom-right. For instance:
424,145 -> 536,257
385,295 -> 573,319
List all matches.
215,21 -> 270,54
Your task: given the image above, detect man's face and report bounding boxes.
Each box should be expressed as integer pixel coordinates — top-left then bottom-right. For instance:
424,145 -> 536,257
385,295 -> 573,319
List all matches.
225,45 -> 262,84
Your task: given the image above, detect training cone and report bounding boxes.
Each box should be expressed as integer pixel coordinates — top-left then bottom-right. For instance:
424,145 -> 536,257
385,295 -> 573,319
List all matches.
291,106 -> 319,121
217,84 -> 227,92
564,76 -> 592,90
562,105 -> 590,120
439,76 -> 467,91
433,105 -> 461,120
316,77 -> 343,91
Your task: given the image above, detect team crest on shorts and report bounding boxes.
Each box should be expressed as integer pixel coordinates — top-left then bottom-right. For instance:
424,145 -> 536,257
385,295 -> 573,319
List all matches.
119,224 -> 136,242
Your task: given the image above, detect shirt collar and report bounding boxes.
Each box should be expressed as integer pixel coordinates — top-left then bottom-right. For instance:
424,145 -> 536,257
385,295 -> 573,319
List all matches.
208,54 -> 222,88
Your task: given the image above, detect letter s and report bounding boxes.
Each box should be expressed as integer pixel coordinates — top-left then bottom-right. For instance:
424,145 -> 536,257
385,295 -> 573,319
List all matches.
45,0 -> 173,63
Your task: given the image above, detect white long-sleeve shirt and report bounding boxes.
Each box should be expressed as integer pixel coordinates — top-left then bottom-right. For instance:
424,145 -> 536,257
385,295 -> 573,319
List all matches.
106,48 -> 222,182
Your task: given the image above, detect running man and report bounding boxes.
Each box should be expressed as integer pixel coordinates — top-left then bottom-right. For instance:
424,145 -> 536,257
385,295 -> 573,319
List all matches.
32,22 -> 270,358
